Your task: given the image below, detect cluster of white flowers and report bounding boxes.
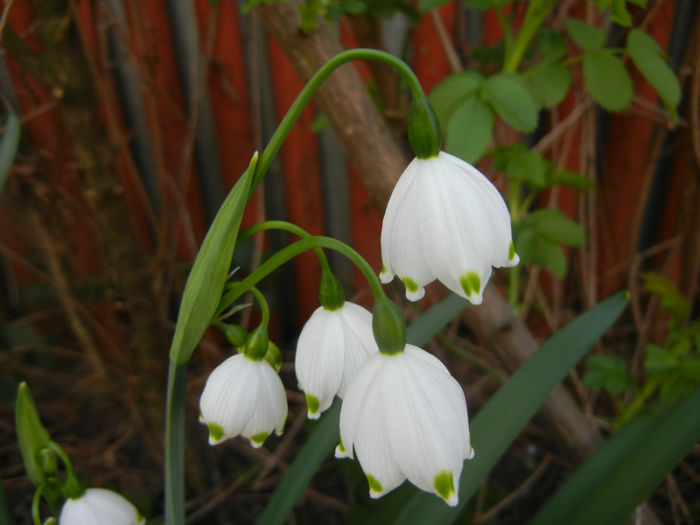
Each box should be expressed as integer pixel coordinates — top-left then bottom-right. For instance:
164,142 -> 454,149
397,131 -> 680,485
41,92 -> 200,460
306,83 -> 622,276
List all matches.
198,152 -> 517,506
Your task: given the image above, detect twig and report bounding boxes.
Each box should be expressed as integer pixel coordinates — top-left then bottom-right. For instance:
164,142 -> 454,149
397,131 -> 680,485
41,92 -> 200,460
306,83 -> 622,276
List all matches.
477,454 -> 552,523
430,10 -> 463,72
0,0 -> 16,43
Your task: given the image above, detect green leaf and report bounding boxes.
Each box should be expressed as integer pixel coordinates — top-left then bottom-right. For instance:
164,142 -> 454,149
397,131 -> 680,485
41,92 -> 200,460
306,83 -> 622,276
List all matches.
564,18 -> 606,50
552,169 -> 595,191
529,208 -> 585,246
515,226 -> 568,277
481,73 -> 539,132
505,148 -> 547,187
385,292 -> 630,524
259,294 -> 469,525
418,0 -> 451,11
527,61 -> 572,109
610,0 -> 632,26
0,108 -> 21,194
583,354 -> 635,395
530,386 -> 700,525
15,382 -> 52,487
464,0 -> 516,10
538,29 -> 568,61
583,51 -> 633,111
445,95 -> 494,163
627,29 -> 681,122
429,70 -> 485,131
643,344 -> 678,373
169,153 -> 257,364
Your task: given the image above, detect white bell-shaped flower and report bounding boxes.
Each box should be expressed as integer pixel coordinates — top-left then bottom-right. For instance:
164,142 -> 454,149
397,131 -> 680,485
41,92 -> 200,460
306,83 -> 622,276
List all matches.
59,488 -> 144,525
199,354 -> 287,447
335,344 -> 474,505
380,151 -> 519,304
296,302 -> 378,419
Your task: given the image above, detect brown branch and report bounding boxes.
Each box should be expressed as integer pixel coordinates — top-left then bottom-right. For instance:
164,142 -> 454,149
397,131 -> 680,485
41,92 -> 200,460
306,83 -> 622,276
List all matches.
255,3 -> 407,207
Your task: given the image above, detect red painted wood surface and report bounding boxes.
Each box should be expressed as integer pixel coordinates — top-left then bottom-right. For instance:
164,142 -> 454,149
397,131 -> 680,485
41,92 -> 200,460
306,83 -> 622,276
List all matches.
1,1 -> 689,330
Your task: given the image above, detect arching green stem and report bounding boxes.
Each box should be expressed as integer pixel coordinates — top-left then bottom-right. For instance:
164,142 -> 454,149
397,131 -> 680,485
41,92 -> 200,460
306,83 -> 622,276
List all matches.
238,220 -> 332,275
45,441 -> 82,499
246,286 -> 270,330
252,48 -> 437,190
32,482 -> 46,525
220,236 -> 385,309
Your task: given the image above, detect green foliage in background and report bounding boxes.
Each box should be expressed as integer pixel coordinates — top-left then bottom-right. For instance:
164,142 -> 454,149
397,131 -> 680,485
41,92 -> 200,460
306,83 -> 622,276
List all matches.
583,273 -> 700,430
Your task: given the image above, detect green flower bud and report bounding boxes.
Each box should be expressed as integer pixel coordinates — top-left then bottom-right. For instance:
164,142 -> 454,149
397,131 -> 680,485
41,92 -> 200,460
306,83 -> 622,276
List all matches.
218,323 -> 248,347
38,448 -> 58,476
318,267 -> 345,311
407,95 -> 442,159
244,326 -> 269,361
264,341 -> 283,371
372,297 -> 406,355
15,382 -> 51,486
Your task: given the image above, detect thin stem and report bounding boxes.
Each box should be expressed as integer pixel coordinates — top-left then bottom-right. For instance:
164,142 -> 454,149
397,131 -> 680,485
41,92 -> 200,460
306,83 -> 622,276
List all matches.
32,482 -> 45,525
247,286 -> 270,330
252,49 -> 429,193
503,0 -> 557,73
221,236 -> 385,310
164,362 -> 186,525
45,442 -> 82,499
238,220 -> 332,274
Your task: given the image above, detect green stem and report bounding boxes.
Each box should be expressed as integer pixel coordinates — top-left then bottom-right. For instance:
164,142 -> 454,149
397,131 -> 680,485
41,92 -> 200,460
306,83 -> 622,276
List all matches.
503,0 -> 557,73
238,220 -> 332,274
32,482 -> 46,525
507,180 -> 523,308
247,286 -> 270,330
164,361 -> 186,525
614,376 -> 662,431
220,236 -> 385,311
45,442 -> 82,499
252,48 -> 431,192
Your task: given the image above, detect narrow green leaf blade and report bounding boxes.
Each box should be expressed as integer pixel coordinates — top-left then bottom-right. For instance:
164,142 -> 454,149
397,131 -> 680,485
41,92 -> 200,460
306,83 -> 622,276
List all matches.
627,29 -> 681,122
388,291 -> 629,524
481,73 -> 539,132
531,386 -> 700,525
445,95 -> 494,163
170,152 -> 258,364
258,294 -> 469,525
583,52 -> 633,111
0,110 -> 21,194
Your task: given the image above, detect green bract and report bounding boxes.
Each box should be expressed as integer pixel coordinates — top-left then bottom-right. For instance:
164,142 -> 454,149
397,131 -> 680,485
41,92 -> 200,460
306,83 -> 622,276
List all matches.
244,326 -> 270,362
16,382 -> 52,487
407,96 -> 442,159
372,297 -> 407,355
169,152 -> 258,365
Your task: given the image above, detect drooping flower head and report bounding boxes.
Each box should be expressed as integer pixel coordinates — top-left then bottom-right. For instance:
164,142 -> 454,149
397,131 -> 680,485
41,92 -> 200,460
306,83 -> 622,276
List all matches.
380,151 -> 519,304
59,488 -> 145,525
335,344 -> 474,506
199,327 -> 287,447
296,301 -> 378,419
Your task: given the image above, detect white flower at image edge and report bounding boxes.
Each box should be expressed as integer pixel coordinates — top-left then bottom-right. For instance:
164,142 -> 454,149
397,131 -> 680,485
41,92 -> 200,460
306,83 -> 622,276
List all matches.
335,345 -> 474,505
296,302 -> 378,418
199,354 -> 287,447
59,488 -> 144,525
380,151 -> 519,304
